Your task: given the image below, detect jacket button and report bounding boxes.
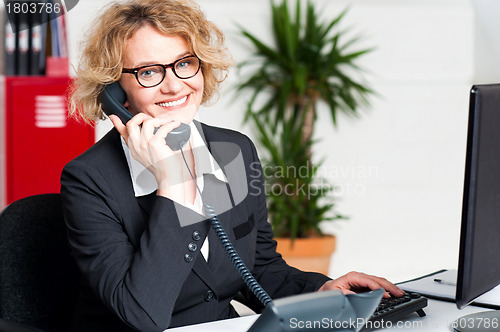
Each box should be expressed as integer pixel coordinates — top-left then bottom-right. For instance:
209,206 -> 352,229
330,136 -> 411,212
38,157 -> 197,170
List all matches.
184,253 -> 194,263
192,231 -> 201,241
188,242 -> 197,252
205,290 -> 215,302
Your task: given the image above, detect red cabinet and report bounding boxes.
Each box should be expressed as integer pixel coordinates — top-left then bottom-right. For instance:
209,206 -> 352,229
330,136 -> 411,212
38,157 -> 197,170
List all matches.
1,76 -> 94,205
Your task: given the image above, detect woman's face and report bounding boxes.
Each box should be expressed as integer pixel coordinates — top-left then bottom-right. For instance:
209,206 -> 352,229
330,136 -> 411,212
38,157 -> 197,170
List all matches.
119,25 -> 204,124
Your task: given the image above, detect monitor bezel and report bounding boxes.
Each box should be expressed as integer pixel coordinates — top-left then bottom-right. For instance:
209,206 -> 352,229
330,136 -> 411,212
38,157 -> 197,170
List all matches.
456,84 -> 500,309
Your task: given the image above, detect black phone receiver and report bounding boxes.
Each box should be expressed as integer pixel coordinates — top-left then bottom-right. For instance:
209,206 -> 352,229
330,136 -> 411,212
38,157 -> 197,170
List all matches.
98,82 -> 190,151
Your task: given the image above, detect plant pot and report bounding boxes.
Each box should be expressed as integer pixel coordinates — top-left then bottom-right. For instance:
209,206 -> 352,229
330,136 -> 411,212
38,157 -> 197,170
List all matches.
275,235 -> 336,275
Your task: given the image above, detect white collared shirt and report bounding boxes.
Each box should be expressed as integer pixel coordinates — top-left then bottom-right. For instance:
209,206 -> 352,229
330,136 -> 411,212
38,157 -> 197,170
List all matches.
120,121 -> 227,261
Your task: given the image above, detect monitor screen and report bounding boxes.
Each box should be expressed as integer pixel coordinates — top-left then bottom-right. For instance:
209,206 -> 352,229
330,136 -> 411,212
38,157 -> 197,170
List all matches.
456,84 -> 500,309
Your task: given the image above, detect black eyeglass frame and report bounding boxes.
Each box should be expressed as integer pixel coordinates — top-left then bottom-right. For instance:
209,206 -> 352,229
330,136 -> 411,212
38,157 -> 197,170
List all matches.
122,55 -> 201,88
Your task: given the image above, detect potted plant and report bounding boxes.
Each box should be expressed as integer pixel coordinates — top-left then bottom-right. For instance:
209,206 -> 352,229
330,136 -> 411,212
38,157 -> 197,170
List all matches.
236,0 -> 374,274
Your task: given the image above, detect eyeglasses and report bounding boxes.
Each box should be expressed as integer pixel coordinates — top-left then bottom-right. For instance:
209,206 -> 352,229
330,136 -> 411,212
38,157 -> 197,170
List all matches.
122,55 -> 201,88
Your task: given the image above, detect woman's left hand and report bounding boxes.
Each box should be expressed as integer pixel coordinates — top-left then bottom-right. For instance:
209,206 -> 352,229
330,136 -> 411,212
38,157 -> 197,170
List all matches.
318,271 -> 405,298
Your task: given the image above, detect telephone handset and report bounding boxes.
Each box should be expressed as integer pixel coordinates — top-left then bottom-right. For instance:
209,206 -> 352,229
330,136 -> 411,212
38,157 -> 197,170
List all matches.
98,81 -> 191,151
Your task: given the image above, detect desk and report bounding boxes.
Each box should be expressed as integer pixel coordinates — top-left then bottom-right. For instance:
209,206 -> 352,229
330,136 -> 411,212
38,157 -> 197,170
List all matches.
167,299 -> 493,331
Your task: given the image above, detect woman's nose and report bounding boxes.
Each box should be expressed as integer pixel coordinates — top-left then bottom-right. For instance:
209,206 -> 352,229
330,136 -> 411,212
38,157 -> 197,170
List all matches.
159,68 -> 183,94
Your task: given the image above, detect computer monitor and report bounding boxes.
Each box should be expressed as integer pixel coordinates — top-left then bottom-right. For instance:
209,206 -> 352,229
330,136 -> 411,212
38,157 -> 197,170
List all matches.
454,84 -> 500,331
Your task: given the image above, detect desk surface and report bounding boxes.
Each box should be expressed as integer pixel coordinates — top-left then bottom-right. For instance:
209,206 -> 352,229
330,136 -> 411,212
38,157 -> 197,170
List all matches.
167,299 -> 493,331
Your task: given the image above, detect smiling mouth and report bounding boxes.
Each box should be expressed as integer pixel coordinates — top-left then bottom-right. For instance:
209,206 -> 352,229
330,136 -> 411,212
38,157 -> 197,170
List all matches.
156,95 -> 188,108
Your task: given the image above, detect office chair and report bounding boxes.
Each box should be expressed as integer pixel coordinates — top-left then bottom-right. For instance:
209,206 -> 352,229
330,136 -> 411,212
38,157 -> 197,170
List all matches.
0,193 -> 80,332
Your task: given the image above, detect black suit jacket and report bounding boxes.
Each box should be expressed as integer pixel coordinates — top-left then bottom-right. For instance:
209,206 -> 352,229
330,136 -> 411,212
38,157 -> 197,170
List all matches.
60,122 -> 330,332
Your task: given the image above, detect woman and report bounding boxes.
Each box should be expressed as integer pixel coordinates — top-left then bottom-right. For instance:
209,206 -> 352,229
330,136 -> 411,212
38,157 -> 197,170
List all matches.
61,0 -> 403,331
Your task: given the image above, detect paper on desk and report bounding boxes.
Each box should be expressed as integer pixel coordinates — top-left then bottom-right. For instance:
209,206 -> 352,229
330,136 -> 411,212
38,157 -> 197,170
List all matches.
398,269 -> 500,309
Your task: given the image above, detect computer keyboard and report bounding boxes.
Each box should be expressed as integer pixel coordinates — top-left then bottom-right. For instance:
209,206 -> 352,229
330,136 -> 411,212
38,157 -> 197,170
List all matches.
361,292 -> 428,331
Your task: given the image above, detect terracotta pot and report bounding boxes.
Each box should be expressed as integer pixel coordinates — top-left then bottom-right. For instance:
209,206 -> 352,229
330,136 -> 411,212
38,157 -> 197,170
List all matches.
275,235 -> 336,275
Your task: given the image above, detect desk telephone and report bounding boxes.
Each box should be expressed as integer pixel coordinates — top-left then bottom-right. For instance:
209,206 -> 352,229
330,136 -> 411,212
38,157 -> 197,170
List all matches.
98,81 -> 191,151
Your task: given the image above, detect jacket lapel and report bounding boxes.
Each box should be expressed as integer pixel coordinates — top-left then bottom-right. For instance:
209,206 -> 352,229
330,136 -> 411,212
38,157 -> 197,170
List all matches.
100,129 -> 146,247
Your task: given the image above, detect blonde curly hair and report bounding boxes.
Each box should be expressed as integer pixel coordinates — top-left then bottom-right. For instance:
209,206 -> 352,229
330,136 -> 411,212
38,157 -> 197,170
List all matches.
69,0 -> 232,124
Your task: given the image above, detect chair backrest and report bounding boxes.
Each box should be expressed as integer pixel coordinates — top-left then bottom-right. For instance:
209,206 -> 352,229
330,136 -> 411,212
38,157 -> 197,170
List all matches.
0,194 -> 80,332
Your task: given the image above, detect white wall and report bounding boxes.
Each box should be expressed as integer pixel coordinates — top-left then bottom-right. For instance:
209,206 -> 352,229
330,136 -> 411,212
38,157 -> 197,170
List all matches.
312,1 -> 473,282
63,0 -> 496,283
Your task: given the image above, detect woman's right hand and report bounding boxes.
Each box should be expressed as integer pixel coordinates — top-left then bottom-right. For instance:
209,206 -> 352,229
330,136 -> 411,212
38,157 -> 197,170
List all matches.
109,113 -> 189,202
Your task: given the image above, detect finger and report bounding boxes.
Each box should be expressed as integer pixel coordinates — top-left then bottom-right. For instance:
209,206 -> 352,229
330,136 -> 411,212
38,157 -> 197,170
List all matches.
374,277 -> 405,297
354,276 -> 388,293
348,273 -> 404,298
359,274 -> 405,297
339,289 -> 356,296
126,112 -> 151,126
125,113 -> 152,149
150,121 -> 183,150
141,118 -> 178,142
318,280 -> 357,294
152,120 -> 182,136
126,112 -> 152,135
109,114 -> 128,140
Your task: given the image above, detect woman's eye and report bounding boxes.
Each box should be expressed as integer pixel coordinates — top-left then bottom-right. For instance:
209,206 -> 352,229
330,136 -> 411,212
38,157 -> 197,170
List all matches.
139,67 -> 161,79
176,60 -> 192,70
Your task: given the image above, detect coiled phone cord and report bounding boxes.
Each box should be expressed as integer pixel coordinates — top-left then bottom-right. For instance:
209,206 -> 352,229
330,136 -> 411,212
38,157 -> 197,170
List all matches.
179,145 -> 273,307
